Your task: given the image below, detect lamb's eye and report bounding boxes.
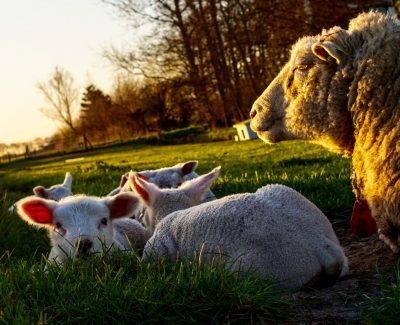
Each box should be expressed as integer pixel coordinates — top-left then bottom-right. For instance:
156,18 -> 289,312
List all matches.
54,222 -> 66,236
100,218 -> 108,226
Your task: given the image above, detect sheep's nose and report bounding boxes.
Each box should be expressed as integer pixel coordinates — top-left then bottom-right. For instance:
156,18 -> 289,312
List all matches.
76,239 -> 93,255
250,108 -> 257,119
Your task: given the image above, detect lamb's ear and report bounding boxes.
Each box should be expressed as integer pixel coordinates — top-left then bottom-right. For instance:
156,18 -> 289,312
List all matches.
17,197 -> 57,227
128,172 -> 160,205
181,166 -> 220,201
119,173 -> 129,188
104,192 -> 139,219
179,161 -> 198,176
62,172 -> 73,189
33,186 -> 48,198
312,41 -> 347,65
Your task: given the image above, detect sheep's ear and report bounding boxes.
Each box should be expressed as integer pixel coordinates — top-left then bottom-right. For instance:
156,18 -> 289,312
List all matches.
179,161 -> 198,176
104,192 -> 139,219
311,41 -> 347,65
33,186 -> 48,199
182,166 -> 220,201
128,172 -> 160,205
17,197 -> 56,226
62,172 -> 73,189
119,173 -> 129,188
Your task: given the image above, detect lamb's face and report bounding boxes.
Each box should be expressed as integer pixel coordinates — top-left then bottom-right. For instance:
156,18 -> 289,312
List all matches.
33,172 -> 73,201
140,169 -> 182,188
17,193 -> 139,264
45,185 -> 72,201
250,35 -> 355,155
49,198 -> 115,259
139,161 -> 198,189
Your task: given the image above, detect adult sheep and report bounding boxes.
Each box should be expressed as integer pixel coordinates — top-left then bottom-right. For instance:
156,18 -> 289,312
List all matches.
249,12 -> 400,251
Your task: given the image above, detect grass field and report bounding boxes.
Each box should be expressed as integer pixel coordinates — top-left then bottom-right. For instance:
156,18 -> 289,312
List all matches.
0,139 -> 398,323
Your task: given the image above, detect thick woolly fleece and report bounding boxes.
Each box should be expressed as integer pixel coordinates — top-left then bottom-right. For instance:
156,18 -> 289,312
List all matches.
143,184 -> 348,290
250,12 -> 400,251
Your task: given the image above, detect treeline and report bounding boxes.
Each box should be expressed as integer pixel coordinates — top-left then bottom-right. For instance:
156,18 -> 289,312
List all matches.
43,0 -> 392,149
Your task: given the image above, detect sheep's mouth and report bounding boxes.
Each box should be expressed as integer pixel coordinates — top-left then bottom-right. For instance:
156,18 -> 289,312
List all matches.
252,117 -> 284,143
256,131 -> 282,144
251,116 -> 283,132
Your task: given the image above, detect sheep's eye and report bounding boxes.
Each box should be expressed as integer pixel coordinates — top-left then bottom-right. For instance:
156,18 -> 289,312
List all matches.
100,218 -> 108,226
54,222 -> 66,236
296,64 -> 311,71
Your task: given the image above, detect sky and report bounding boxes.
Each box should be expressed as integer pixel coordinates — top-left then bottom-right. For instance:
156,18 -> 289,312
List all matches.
0,0 -> 134,145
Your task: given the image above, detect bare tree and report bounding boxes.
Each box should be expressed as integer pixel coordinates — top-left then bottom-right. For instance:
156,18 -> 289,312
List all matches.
37,66 -> 79,132
104,0 -> 392,128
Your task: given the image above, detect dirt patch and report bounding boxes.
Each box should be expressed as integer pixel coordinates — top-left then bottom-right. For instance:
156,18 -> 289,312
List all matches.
285,230 -> 399,324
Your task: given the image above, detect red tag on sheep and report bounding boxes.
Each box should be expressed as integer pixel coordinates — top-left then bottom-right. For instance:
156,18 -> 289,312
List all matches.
350,200 -> 377,237
22,200 -> 53,224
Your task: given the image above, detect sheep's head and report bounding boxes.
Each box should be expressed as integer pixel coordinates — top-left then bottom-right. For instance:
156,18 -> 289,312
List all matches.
250,28 -> 355,156
33,172 -> 73,201
16,193 -> 139,263
108,161 -> 199,196
138,161 -> 199,188
129,166 -> 220,234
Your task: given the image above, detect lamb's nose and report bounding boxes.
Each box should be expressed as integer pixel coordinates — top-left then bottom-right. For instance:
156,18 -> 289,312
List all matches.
77,239 -> 93,255
250,108 -> 257,119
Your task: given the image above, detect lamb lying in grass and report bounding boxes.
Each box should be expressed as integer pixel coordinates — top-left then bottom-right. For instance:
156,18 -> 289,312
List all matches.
130,170 -> 348,290
9,172 -> 73,213
16,192 -> 146,265
108,160 -> 217,225
130,166 -> 221,235
108,161 -> 216,202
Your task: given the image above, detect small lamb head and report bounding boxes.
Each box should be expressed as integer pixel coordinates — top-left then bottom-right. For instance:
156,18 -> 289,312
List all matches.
128,166 -> 221,233
16,192 -> 139,263
250,27 -> 355,156
108,161 -> 199,196
138,161 -> 199,188
33,172 -> 73,201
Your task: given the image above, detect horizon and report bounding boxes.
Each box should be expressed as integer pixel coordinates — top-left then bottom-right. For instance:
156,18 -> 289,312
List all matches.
0,0 -> 134,145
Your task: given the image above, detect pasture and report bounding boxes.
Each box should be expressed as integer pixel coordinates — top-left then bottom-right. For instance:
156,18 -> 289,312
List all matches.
0,139 -> 398,323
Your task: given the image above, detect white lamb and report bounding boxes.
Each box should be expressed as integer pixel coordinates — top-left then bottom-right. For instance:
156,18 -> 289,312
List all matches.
129,167 -> 221,235
16,192 -> 147,265
130,170 -> 348,290
9,172 -> 73,213
108,161 -> 216,202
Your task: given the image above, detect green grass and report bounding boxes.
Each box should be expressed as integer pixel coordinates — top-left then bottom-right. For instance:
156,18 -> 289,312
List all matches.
0,140 -> 353,225
0,139 -> 355,323
362,263 -> 400,325
0,250 -> 288,324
